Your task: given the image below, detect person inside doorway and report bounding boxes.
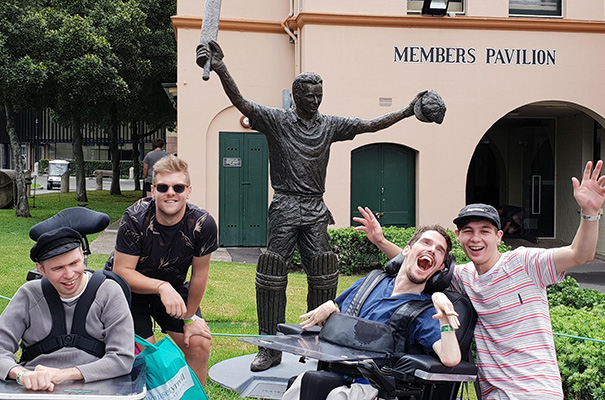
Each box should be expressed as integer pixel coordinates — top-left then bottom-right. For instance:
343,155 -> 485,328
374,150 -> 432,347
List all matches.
497,204 -> 524,235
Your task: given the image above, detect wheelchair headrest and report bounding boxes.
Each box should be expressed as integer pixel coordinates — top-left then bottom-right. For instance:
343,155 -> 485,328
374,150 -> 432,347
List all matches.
29,207 -> 110,241
384,252 -> 455,293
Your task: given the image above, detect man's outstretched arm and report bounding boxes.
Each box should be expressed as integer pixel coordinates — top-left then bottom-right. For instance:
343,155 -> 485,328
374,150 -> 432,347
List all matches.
554,160 -> 605,273
353,206 -> 403,259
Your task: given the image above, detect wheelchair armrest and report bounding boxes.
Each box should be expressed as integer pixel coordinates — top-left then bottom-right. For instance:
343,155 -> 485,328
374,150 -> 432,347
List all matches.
393,354 -> 477,383
276,323 -> 321,335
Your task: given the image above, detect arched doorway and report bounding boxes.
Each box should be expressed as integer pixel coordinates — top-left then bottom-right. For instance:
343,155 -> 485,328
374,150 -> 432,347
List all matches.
350,143 -> 416,227
466,118 -> 555,237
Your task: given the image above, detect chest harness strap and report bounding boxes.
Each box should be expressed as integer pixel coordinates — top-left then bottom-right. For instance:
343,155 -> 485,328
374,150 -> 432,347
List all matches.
20,271 -> 107,362
344,269 -> 433,354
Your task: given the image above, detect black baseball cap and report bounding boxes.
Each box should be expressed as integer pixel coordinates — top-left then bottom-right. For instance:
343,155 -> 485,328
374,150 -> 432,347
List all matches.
30,227 -> 83,262
453,203 -> 501,230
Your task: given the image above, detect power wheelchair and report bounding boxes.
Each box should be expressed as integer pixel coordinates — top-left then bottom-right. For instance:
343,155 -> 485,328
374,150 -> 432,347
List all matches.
241,253 -> 478,400
0,207 -> 146,399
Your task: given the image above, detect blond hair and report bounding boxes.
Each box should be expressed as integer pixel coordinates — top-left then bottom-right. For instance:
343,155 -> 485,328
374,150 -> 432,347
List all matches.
152,155 -> 191,184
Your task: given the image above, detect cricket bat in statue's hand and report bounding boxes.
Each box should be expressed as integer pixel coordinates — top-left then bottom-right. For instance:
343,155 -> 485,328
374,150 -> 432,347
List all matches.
196,0 -> 222,81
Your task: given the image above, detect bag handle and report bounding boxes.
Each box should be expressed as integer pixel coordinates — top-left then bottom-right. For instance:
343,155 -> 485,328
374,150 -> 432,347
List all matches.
135,335 -> 160,351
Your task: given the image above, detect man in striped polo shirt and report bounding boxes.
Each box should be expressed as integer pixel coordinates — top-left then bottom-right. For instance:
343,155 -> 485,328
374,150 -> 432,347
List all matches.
353,160 -> 605,399
448,160 -> 604,399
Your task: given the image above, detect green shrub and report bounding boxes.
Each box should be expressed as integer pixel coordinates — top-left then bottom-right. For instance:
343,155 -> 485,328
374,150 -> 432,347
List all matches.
548,276 -> 605,309
551,303 -> 605,400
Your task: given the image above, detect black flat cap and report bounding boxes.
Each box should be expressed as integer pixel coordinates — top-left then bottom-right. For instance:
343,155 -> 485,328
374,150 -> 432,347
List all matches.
453,203 -> 501,230
30,227 -> 82,262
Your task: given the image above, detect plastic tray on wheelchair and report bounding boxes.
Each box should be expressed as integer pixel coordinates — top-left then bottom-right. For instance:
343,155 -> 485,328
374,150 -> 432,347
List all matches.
0,359 -> 146,400
240,329 -> 391,364
240,324 -> 478,385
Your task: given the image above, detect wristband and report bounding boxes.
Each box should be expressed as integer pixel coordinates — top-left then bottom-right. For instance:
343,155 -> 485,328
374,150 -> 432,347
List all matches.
581,209 -> 602,221
16,370 -> 28,386
332,300 -> 340,313
156,281 -> 168,294
440,324 -> 455,332
184,315 -> 200,324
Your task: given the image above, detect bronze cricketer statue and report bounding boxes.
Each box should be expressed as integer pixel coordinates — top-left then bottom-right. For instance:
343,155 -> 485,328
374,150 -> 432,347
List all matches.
197,40 -> 446,371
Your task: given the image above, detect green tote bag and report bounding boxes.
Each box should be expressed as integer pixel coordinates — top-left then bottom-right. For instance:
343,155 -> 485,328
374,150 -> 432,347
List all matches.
135,335 -> 208,400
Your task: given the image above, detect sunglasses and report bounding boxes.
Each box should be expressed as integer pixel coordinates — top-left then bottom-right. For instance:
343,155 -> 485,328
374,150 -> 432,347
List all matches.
154,184 -> 189,194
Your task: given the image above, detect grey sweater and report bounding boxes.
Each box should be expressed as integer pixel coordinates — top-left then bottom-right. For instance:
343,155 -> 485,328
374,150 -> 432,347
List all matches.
0,272 -> 135,382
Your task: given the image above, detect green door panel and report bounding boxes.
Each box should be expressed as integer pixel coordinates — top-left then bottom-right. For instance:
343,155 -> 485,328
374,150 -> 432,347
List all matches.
350,143 -> 415,228
350,145 -> 382,222
219,134 -> 243,246
381,144 -> 415,227
219,132 -> 268,247
242,135 -> 268,246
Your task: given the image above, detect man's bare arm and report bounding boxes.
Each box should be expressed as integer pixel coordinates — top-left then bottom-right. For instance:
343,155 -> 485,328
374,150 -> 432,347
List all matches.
353,206 -> 403,259
554,160 -> 605,273
113,251 -> 187,318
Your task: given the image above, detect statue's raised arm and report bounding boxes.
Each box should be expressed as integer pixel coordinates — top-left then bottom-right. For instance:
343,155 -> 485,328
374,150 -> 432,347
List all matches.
197,41 -> 255,118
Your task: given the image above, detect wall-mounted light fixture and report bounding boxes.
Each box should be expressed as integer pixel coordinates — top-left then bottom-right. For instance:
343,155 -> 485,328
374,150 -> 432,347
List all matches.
421,0 -> 450,16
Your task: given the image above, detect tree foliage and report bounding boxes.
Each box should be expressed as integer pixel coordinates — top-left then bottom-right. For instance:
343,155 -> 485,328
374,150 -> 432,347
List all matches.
1,0 -> 177,207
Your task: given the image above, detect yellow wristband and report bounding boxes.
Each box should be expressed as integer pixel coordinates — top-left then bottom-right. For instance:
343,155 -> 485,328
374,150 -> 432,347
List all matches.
184,315 -> 199,324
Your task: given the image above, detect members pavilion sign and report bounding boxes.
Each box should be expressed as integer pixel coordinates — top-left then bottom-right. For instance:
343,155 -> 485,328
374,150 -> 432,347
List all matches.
394,46 -> 556,66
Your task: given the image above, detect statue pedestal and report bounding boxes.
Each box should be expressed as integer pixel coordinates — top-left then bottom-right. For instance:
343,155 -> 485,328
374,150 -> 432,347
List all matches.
208,353 -> 317,399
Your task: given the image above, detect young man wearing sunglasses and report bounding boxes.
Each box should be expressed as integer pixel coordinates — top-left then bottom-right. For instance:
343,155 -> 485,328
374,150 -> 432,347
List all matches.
112,155 -> 218,385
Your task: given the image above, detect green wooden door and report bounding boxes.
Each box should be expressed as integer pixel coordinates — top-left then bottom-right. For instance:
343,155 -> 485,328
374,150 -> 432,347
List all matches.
350,143 -> 415,227
219,133 -> 268,246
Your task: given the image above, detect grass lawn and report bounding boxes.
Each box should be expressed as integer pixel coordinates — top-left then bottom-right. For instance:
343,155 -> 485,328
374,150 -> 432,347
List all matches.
0,190 -> 477,400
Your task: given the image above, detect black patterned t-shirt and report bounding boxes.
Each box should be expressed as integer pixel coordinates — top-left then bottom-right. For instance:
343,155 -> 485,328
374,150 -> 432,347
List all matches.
115,198 -> 218,286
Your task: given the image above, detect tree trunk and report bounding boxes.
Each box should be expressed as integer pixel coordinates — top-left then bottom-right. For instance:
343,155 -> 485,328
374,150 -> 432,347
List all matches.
109,103 -> 121,195
4,100 -> 31,217
132,121 -> 141,192
72,120 -> 88,203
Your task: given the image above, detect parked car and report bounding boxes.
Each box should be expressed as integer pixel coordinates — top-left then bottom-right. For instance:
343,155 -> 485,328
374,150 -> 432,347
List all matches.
46,160 -> 69,190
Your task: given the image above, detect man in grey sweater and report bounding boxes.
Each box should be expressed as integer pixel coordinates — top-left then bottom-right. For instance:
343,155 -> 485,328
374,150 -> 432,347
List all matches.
0,227 -> 134,392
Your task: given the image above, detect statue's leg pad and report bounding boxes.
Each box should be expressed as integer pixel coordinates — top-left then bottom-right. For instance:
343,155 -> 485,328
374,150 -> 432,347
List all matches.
306,252 -> 339,311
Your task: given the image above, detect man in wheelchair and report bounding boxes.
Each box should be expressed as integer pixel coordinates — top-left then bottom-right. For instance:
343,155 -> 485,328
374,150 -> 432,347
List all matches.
0,226 -> 135,392
279,225 -> 472,400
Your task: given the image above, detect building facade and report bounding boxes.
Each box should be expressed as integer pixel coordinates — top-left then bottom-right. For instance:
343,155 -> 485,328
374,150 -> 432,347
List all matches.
174,0 -> 605,250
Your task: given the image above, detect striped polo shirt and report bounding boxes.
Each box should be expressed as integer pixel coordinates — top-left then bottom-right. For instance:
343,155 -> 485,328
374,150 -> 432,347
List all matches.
451,247 -> 564,399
